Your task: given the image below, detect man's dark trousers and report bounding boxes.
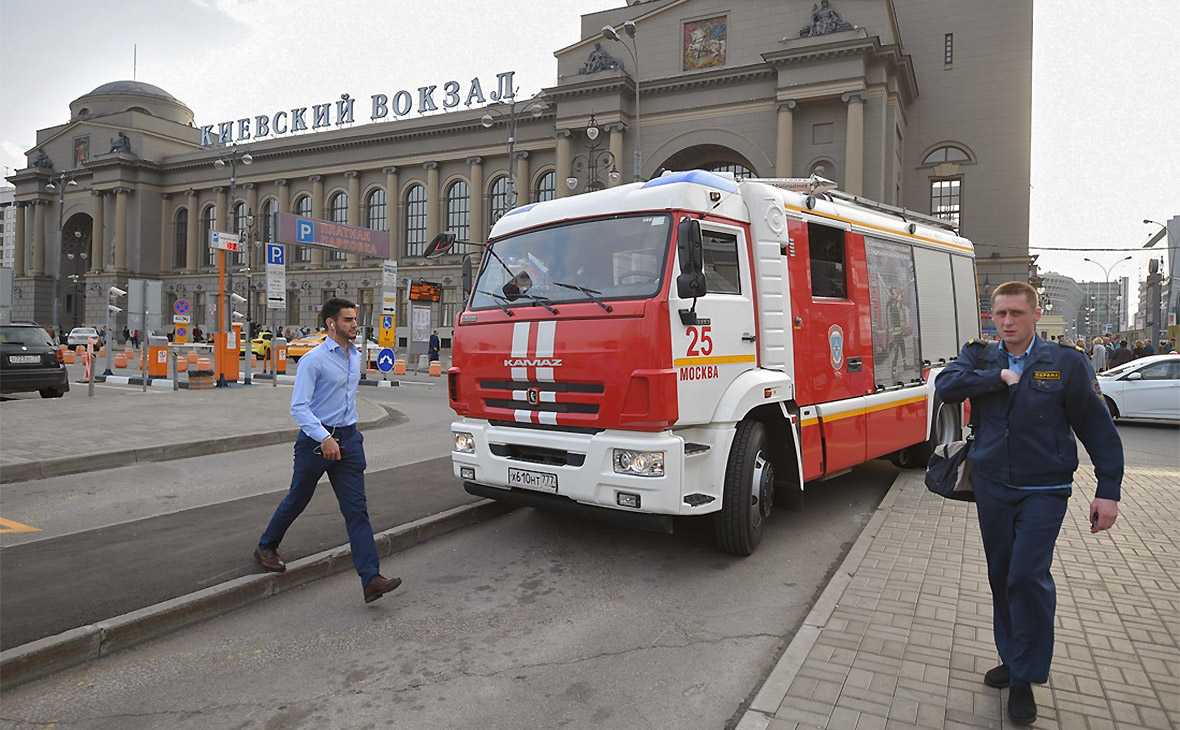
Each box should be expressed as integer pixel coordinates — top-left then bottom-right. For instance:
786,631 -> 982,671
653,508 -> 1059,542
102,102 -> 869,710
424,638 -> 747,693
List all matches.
259,425 -> 379,586
973,474 -> 1070,684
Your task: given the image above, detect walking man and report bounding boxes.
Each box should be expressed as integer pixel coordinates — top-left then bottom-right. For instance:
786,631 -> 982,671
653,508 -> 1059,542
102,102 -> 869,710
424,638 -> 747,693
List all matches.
254,298 -> 402,603
935,281 -> 1123,725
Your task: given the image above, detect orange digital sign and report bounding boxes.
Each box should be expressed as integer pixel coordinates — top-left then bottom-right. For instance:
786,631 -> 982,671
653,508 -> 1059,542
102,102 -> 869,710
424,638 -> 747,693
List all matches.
409,281 -> 442,302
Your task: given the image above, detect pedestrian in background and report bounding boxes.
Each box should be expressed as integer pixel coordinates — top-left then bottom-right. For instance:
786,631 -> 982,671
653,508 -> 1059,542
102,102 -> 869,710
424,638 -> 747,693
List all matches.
254,298 -> 402,604
1141,339 -> 1156,357
935,281 -> 1123,726
1110,339 -> 1134,368
428,329 -> 441,363
1090,336 -> 1108,373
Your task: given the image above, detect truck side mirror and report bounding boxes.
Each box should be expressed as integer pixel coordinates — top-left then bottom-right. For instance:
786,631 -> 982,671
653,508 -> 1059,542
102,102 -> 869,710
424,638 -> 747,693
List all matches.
676,217 -> 707,299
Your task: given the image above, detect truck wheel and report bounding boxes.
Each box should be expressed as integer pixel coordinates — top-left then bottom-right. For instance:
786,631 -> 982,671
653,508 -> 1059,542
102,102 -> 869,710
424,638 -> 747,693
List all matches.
714,420 -> 774,556
890,400 -> 959,469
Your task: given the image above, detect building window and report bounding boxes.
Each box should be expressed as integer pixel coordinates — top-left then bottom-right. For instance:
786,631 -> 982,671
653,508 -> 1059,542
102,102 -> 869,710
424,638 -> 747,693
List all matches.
174,208 -> 188,269
260,199 -> 274,243
930,177 -> 962,229
808,223 -> 847,299
536,170 -> 556,202
944,33 -> 954,65
366,188 -> 387,231
812,122 -> 834,145
441,286 -> 457,327
488,175 -> 512,231
921,145 -> 971,165
294,195 -> 312,262
328,192 -> 348,261
194,291 -> 206,328
405,184 -> 427,257
705,162 -> 755,181
232,202 -> 247,265
445,180 -> 470,242
202,205 -> 216,267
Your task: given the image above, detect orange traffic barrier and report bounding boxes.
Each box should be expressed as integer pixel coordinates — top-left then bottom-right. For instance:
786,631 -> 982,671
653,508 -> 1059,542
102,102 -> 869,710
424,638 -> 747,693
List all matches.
394,359 -> 407,376
429,360 -> 442,377
186,352 -> 200,365
114,353 -> 128,368
196,357 -> 213,371
63,350 -> 76,364
176,357 -> 188,372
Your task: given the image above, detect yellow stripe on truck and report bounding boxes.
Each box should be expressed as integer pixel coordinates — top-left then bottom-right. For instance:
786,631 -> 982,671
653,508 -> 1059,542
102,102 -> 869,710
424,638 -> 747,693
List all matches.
799,394 -> 928,426
673,354 -> 757,367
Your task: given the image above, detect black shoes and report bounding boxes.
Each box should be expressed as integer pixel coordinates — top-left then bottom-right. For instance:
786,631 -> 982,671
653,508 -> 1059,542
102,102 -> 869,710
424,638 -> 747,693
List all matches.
1008,682 -> 1037,725
983,664 -> 1010,688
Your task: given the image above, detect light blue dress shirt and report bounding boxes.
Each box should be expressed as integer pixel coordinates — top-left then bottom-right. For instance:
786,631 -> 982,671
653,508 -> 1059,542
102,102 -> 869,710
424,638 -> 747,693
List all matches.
290,337 -> 361,442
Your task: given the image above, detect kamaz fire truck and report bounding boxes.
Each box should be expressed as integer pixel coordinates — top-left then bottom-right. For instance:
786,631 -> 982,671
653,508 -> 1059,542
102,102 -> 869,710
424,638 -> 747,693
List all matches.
445,170 -> 978,554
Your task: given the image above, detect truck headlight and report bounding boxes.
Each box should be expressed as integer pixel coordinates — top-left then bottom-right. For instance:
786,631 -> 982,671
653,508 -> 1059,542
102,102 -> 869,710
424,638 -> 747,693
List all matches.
453,431 -> 476,453
613,449 -> 665,477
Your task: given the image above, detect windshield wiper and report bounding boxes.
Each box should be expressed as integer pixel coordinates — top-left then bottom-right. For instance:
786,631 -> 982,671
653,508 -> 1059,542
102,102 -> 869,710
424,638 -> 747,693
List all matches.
477,290 -> 515,316
553,281 -> 613,312
521,294 -> 559,315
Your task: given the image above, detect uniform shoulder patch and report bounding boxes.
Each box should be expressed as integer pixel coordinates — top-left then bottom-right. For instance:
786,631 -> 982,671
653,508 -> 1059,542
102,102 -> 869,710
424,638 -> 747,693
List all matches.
966,339 -> 987,348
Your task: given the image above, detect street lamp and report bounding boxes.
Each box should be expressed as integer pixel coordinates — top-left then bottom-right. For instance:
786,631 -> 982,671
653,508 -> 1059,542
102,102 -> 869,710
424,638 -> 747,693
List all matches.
236,212 -> 258,384
1083,255 -> 1133,334
211,146 -> 253,386
103,286 -> 127,375
566,115 -> 622,193
602,20 -> 641,181
45,172 -> 80,342
480,91 -> 549,208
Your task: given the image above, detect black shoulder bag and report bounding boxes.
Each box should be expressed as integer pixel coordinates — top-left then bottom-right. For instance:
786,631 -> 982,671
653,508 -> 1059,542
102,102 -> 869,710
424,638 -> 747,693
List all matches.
924,401 -> 976,502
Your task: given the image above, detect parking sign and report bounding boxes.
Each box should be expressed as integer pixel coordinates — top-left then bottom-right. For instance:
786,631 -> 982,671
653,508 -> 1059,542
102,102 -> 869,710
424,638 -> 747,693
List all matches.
266,243 -> 285,265
296,219 -> 315,244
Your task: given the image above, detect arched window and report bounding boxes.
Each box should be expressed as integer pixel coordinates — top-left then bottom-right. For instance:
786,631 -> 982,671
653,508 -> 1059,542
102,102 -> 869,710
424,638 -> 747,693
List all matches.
232,202 -> 248,265
405,184 -> 427,256
488,175 -> 512,231
260,198 -> 275,243
174,208 -> 188,270
445,180 -> 470,242
327,192 -> 348,260
706,162 -> 755,180
366,188 -> 387,231
921,145 -> 971,165
201,205 -> 216,267
535,170 -> 556,202
293,195 -> 312,262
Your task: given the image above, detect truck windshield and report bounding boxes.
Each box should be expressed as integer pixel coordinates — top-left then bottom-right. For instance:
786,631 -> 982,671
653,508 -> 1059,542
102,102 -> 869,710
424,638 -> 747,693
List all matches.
470,214 -> 671,310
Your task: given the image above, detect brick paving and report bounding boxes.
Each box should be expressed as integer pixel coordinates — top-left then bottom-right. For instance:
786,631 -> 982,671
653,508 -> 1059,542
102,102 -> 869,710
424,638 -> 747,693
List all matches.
740,465 -> 1180,730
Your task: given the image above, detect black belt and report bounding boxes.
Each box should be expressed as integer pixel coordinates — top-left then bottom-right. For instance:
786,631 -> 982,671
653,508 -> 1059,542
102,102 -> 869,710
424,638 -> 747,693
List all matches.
322,423 -> 357,435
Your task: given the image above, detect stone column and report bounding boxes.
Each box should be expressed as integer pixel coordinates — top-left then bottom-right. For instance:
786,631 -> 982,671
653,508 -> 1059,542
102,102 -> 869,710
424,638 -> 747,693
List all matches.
31,200 -> 46,276
215,186 -> 228,231
158,193 -> 169,273
842,92 -> 865,195
776,100 -> 797,177
310,175 -> 324,267
555,130 -> 573,198
114,188 -> 129,272
514,152 -> 530,204
346,171 -> 361,266
13,203 -> 25,277
608,126 -> 624,187
244,183 -> 258,274
384,167 -> 398,259
185,189 -> 199,273
467,157 -> 483,243
424,162 -> 440,242
91,191 -> 106,273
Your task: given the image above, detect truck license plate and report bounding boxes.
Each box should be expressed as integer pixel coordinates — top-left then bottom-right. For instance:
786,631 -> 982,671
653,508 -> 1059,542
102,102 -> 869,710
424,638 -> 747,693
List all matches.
507,467 -> 558,493
9,355 -> 40,364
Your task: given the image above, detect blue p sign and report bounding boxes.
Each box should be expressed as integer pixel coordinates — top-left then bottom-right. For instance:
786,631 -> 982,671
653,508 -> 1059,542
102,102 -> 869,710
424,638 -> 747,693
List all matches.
266,244 -> 285,265
296,219 -> 315,243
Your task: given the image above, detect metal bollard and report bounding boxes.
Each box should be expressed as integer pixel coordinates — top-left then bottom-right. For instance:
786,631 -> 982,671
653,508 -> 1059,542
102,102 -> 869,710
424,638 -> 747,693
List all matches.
170,349 -> 179,391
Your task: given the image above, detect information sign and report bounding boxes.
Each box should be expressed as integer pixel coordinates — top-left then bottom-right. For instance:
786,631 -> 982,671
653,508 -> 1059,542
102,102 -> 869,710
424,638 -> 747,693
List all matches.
209,231 -> 243,252
409,281 -> 442,302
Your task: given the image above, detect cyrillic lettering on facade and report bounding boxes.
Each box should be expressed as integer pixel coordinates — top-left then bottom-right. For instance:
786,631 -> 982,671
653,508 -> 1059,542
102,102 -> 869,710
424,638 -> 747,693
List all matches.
312,103 -> 331,129
418,86 -> 438,113
442,81 -> 460,109
392,90 -> 412,117
290,108 -> 308,132
371,94 -> 389,120
336,94 -> 355,125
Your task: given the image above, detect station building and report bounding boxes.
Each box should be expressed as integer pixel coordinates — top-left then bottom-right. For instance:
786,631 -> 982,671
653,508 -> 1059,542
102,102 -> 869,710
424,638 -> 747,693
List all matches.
4,0 -> 1033,347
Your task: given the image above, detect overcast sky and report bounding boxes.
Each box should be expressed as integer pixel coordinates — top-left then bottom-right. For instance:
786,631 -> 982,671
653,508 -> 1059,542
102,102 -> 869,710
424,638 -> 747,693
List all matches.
2,0 -> 1176,296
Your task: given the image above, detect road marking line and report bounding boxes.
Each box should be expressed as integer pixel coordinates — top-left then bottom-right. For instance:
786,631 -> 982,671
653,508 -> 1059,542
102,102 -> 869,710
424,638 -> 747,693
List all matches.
0,517 -> 41,534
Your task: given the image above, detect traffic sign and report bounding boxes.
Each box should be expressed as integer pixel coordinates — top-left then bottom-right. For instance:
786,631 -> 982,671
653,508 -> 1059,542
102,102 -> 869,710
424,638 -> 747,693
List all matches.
210,231 -> 243,252
175,325 -> 189,344
173,314 -> 191,324
266,243 -> 285,265
174,298 -> 191,316
378,313 -> 396,348
376,348 -> 396,372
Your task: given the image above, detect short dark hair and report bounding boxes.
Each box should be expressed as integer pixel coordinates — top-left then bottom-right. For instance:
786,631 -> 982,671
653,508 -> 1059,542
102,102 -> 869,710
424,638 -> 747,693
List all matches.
991,281 -> 1039,309
320,297 -> 357,330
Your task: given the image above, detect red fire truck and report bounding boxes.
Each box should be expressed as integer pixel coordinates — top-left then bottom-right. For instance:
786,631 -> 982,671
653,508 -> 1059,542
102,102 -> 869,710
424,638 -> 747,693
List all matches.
446,170 -> 978,554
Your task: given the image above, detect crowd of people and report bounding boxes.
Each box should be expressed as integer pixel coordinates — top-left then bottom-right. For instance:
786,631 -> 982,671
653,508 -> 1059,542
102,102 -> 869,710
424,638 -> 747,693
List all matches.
976,332 -> 1176,373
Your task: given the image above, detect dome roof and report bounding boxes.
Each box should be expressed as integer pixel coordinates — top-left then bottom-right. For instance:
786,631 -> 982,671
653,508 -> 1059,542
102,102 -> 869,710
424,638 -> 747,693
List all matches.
87,80 -> 179,102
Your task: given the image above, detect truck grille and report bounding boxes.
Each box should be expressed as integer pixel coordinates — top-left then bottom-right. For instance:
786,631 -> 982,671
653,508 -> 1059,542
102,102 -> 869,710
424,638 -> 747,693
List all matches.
479,380 -> 605,418
489,443 -> 586,467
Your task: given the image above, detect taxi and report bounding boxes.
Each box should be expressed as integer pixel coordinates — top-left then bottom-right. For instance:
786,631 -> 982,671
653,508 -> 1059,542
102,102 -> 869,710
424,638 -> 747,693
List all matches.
240,330 -> 273,359
285,331 -> 327,361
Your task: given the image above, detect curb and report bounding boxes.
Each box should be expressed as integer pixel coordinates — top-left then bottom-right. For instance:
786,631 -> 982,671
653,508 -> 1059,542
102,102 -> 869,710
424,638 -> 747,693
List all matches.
0,403 -> 407,485
0,498 -> 515,690
734,471 -> 910,730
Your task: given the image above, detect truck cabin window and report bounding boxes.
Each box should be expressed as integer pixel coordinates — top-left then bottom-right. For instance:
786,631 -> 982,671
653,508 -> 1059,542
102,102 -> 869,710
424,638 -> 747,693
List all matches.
471,215 -> 671,310
701,229 -> 741,294
808,223 -> 847,299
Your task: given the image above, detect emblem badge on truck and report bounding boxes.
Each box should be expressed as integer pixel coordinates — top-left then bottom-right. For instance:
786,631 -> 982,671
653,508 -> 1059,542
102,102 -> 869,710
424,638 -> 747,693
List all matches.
527,387 -> 540,405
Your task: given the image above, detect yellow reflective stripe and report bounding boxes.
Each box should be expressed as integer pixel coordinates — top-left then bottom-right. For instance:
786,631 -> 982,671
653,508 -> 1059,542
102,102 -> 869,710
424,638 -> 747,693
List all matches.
802,394 -> 928,425
673,354 -> 757,367
784,203 -> 974,254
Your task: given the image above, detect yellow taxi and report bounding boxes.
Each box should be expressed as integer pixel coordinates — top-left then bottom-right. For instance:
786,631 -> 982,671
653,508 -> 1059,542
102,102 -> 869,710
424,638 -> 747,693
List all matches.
239,330 -> 273,359
286,331 -> 327,361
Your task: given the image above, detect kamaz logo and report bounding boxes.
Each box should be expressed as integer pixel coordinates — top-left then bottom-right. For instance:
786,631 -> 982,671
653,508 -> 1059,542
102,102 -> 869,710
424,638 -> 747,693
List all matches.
503,358 -> 563,367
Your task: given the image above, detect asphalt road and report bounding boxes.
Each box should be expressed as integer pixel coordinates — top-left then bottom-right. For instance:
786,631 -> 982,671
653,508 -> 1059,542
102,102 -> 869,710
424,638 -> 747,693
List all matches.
0,460 -> 898,730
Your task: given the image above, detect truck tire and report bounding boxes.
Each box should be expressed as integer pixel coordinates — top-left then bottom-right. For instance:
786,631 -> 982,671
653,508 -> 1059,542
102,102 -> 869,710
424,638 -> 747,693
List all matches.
890,399 -> 960,469
714,420 -> 774,556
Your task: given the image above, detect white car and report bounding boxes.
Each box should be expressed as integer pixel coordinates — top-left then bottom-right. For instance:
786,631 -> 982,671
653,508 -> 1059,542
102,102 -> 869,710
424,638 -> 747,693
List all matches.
1097,354 -> 1180,422
66,327 -> 100,349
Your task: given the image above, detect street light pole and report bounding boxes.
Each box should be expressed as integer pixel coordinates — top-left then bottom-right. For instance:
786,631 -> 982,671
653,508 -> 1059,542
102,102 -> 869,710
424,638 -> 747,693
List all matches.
44,172 -> 79,343
212,147 -> 253,387
1083,255 -> 1132,335
480,92 -> 549,207
566,115 -> 622,193
603,21 -> 640,181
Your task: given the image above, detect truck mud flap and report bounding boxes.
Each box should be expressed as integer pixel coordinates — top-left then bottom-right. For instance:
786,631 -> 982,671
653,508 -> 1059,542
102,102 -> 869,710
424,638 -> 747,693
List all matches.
463,482 -> 674,534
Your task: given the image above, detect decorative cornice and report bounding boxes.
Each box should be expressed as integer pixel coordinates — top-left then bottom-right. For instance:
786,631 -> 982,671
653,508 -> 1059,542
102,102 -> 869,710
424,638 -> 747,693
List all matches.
213,186 -> 225,194
556,129 -> 573,139
186,188 -> 198,198
779,100 -> 798,111
383,166 -> 398,175
605,123 -> 627,133
344,170 -> 359,179
423,161 -> 438,170
243,182 -> 256,190
91,189 -> 106,197
113,186 -> 132,195
514,151 -> 529,160
309,175 -> 322,183
841,91 -> 865,104
275,178 -> 288,187
466,156 -> 482,166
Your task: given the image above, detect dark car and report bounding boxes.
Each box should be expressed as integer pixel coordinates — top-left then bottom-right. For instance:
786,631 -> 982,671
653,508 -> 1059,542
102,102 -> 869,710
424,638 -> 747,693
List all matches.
0,323 -> 70,398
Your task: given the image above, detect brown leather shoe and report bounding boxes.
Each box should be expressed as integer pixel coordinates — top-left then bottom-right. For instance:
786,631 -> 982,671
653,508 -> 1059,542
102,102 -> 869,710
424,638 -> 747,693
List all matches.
363,575 -> 402,603
254,546 -> 286,573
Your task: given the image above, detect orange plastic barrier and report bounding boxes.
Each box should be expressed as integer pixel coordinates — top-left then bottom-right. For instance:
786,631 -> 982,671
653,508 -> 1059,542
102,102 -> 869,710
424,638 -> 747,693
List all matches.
114,353 -> 128,368
429,361 -> 442,377
63,350 -> 76,364
186,352 -> 200,365
176,357 -> 188,372
147,340 -> 169,378
275,344 -> 287,374
196,357 -> 213,371
394,359 -> 407,376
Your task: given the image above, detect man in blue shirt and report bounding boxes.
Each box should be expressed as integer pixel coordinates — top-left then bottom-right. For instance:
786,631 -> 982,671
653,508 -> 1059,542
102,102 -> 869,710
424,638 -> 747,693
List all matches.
255,298 -> 401,604
936,281 -> 1122,725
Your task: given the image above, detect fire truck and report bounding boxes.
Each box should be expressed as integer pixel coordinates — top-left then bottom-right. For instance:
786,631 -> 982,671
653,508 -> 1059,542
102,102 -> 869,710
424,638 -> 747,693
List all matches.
445,170 -> 978,554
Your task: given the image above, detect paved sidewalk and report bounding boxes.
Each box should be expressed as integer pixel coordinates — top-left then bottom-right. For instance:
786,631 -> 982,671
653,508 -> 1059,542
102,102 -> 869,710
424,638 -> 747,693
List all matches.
741,466 -> 1180,730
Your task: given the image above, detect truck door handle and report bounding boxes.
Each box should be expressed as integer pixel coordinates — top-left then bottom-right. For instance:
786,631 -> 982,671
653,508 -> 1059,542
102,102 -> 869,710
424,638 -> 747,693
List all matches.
741,333 -> 756,342
847,357 -> 863,372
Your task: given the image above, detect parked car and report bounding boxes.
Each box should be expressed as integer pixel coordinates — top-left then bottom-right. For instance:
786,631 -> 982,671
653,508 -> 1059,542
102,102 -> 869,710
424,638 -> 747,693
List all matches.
285,332 -> 327,362
0,323 -> 70,398
66,327 -> 100,349
1097,354 -> 1180,422
240,330 -> 273,359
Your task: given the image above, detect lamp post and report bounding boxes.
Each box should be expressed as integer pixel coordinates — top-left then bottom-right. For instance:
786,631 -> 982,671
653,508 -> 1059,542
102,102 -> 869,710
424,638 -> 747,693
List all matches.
103,286 -> 127,375
480,92 -> 549,207
565,115 -> 622,193
211,146 -> 253,386
1083,255 -> 1133,335
44,172 -> 79,342
237,212 -> 257,384
602,20 -> 640,181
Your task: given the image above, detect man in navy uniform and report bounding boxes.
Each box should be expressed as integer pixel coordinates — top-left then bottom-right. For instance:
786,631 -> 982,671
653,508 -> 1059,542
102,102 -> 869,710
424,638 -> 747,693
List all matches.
254,298 -> 402,604
936,281 -> 1122,725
